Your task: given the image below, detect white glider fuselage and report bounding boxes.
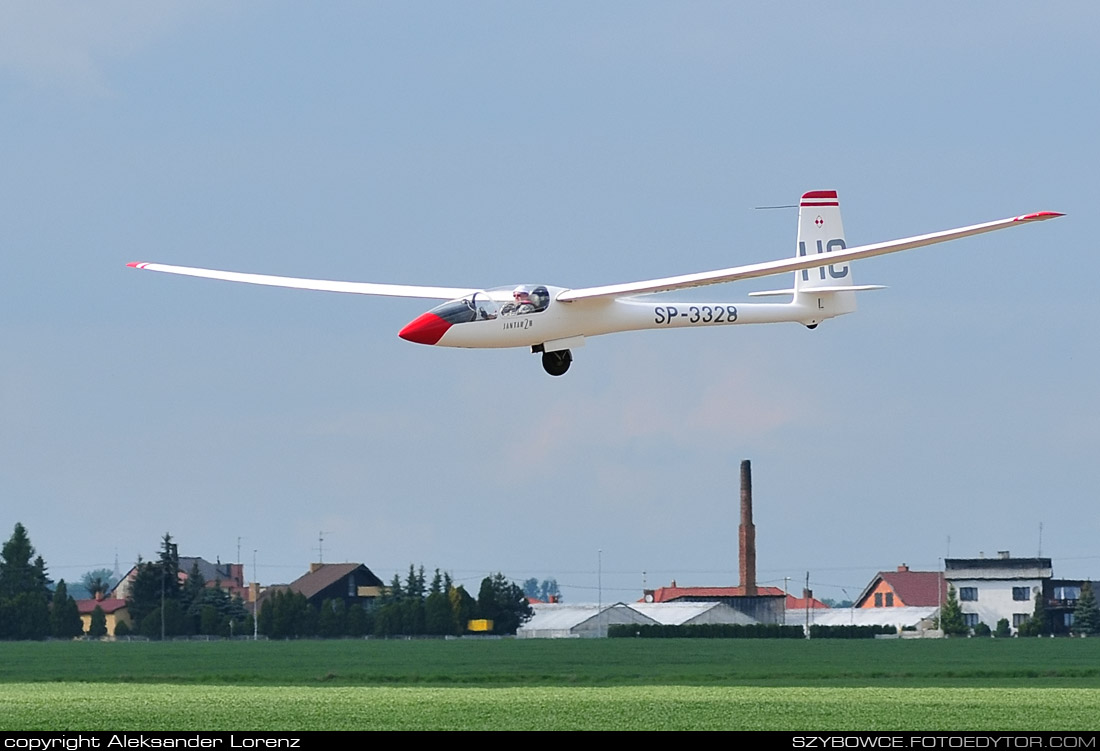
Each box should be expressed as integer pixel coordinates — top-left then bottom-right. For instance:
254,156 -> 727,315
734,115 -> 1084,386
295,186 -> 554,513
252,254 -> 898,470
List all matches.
418,291 -> 815,351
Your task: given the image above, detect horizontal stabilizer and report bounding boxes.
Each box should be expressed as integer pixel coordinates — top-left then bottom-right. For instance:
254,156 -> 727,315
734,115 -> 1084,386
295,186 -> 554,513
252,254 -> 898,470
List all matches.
748,285 -> 885,297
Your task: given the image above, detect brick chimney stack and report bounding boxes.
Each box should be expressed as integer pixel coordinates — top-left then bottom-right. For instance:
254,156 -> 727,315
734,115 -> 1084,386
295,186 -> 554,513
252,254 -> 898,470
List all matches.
739,459 -> 757,596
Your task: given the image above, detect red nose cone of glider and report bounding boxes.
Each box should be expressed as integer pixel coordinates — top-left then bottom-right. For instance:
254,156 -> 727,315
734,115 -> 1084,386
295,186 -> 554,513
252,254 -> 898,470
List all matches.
399,312 -> 451,345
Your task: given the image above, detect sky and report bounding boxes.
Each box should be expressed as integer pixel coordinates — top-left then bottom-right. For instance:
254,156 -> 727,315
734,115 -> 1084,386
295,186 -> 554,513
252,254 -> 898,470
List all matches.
1,2 -> 1096,606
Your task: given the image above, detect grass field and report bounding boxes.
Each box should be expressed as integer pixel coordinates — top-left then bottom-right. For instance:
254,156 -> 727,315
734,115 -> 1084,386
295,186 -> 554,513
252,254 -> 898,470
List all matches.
2,638 -> 1099,730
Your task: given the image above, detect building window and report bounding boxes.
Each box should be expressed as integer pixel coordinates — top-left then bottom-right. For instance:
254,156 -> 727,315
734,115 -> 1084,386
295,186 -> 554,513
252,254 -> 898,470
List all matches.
1013,613 -> 1030,628
885,592 -> 894,607
1064,613 -> 1075,627
1054,586 -> 1080,601
959,587 -> 978,602
874,593 -> 882,607
1012,587 -> 1031,601
963,613 -> 979,628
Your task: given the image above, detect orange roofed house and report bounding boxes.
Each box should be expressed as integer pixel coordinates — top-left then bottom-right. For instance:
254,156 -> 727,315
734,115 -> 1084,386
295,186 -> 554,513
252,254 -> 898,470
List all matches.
855,564 -> 947,609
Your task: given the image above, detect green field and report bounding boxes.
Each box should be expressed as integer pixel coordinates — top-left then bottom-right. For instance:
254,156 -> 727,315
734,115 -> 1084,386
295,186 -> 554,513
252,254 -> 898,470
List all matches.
2,638 -> 1099,730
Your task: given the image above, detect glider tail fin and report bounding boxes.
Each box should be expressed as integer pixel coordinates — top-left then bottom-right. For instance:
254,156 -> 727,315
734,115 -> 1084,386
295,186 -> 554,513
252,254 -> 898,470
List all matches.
793,190 -> 857,322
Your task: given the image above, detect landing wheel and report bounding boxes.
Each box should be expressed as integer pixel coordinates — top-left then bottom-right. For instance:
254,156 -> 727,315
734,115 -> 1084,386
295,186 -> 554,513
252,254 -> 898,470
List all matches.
542,349 -> 572,376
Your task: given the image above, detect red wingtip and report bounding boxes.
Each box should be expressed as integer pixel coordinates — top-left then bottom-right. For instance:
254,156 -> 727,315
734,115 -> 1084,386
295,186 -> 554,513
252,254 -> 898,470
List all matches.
1015,211 -> 1065,222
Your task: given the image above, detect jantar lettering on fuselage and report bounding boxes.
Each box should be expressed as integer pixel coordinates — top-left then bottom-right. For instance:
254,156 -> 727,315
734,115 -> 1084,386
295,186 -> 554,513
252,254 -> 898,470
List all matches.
503,319 -> 533,330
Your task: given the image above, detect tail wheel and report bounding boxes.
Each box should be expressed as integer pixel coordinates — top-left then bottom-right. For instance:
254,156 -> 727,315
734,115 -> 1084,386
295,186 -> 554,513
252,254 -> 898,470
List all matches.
542,349 -> 572,376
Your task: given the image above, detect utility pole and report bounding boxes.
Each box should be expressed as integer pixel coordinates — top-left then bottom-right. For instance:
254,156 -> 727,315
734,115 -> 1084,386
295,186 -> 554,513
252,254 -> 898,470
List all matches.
253,549 -> 259,640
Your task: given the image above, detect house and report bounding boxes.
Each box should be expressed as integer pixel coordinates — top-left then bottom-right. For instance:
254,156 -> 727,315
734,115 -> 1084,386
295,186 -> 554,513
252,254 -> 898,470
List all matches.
255,562 -> 385,613
76,596 -> 131,637
945,552 -> 1052,634
1045,579 -> 1092,635
111,556 -> 247,602
856,564 -> 947,609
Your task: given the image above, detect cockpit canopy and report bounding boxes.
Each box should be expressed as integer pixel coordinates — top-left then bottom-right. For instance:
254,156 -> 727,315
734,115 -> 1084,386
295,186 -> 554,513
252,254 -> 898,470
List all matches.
427,285 -> 552,325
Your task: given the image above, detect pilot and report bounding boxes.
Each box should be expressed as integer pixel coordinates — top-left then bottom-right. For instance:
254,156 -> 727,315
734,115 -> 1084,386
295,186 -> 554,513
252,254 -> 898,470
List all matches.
511,285 -> 537,315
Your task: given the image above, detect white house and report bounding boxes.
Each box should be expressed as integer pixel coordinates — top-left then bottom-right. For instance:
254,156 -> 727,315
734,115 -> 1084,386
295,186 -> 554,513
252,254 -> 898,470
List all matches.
945,552 -> 1051,633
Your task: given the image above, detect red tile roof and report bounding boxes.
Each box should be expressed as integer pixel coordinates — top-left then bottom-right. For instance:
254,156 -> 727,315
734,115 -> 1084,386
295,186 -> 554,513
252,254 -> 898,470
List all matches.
786,593 -> 830,609
857,570 -> 946,608
76,598 -> 128,615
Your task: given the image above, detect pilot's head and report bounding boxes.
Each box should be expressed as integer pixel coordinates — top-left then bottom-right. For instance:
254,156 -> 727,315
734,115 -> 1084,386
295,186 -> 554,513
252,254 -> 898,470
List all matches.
513,285 -> 531,302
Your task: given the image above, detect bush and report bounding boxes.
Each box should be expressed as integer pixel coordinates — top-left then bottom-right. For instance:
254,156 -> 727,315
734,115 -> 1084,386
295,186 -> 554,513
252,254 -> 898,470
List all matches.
809,624 -> 898,639
973,622 -> 992,637
608,623 -> 804,639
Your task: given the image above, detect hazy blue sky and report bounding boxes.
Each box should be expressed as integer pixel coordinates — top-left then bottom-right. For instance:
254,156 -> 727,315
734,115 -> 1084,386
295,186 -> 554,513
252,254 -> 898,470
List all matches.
1,3 -> 1095,605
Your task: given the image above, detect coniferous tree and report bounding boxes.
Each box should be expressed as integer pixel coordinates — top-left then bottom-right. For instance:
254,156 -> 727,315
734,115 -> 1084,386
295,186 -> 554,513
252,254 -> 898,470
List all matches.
0,523 -> 48,599
51,580 -> 84,639
88,605 -> 108,638
425,570 -> 454,635
938,585 -> 967,636
1018,588 -> 1049,636
1072,582 -> 1100,636
0,524 -> 51,639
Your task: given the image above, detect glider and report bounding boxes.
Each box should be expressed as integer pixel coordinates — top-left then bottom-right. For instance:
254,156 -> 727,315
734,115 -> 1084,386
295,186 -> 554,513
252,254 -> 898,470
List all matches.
128,191 -> 1062,376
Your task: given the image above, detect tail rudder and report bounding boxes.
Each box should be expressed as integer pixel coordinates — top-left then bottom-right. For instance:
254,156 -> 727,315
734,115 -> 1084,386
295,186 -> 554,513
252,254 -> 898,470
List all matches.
794,190 -> 857,322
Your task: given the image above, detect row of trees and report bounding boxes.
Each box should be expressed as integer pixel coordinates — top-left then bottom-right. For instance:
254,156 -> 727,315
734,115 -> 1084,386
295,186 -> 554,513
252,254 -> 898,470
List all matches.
1,524 -> 536,641
257,565 -> 533,639
122,533 -> 252,639
938,583 -> 1100,637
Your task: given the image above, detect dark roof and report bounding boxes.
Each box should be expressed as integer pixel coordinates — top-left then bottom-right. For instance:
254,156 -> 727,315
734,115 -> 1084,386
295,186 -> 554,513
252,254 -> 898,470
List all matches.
179,557 -> 239,583
945,557 -> 1051,571
857,570 -> 946,608
643,585 -> 787,603
286,563 -> 384,599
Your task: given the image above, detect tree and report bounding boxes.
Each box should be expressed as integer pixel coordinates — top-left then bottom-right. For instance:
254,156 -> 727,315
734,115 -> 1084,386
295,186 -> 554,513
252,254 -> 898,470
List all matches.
82,569 -> 117,599
1019,589 -> 1050,637
1072,582 -> 1100,636
938,585 -> 967,636
994,618 -> 1011,638
88,605 -> 108,638
0,523 -> 49,600
0,524 -> 51,639
477,573 -> 534,635
318,598 -> 347,638
539,579 -> 561,603
127,534 -> 183,636
425,570 -> 455,635
448,584 -> 476,634
51,580 -> 84,639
